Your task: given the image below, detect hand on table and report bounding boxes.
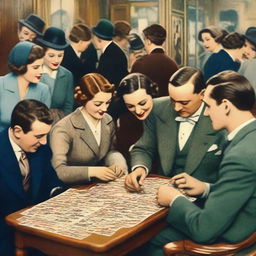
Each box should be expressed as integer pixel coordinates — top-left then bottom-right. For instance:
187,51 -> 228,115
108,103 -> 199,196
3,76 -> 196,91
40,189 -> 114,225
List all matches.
124,167 -> 147,192
170,172 -> 206,196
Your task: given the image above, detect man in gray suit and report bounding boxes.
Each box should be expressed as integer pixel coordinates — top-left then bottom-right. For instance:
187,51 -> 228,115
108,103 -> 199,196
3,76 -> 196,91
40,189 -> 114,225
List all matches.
125,66 -> 225,191
148,70 -> 256,256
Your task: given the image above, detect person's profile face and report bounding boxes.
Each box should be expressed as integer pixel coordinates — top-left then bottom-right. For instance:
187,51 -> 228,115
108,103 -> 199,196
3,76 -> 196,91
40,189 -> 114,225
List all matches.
23,58 -> 44,83
79,40 -> 91,52
84,91 -> 112,120
92,35 -> 100,50
201,32 -> 219,52
203,85 -> 226,131
242,40 -> 256,60
168,80 -> 203,117
123,88 -> 153,120
18,26 -> 37,42
44,48 -> 64,71
14,120 -> 51,153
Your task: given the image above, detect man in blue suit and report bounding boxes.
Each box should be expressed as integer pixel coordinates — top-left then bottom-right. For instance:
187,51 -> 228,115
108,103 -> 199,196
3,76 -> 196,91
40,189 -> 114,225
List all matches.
0,99 -> 63,256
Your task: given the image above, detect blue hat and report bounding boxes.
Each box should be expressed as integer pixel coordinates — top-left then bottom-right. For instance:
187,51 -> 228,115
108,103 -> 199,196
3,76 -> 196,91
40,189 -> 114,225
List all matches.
18,14 -> 45,36
8,41 -> 35,66
128,33 -> 144,50
244,27 -> 256,47
92,19 -> 115,40
36,26 -> 69,50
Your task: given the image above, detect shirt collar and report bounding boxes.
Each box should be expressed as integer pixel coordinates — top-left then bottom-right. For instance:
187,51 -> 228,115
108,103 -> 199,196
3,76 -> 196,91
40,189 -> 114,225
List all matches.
149,46 -> 164,54
227,118 -> 256,141
8,128 -> 22,161
102,41 -> 112,53
70,43 -> 81,58
223,49 -> 236,61
189,102 -> 204,121
42,65 -> 58,79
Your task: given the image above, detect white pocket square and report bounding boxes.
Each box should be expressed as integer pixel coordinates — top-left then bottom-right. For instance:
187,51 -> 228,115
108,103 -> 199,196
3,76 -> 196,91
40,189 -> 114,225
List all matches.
207,144 -> 218,152
214,150 -> 222,155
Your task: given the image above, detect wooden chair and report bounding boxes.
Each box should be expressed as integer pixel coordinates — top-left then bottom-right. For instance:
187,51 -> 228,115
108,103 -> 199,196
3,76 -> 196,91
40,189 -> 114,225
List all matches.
163,232 -> 256,256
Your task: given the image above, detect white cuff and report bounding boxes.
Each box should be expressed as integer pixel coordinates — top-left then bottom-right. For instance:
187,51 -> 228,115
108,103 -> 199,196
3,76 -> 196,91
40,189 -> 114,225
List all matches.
131,165 -> 149,175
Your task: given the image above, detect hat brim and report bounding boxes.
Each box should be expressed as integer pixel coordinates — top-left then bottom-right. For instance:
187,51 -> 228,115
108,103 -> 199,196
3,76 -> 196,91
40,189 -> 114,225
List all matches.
36,37 -> 69,50
92,27 -> 114,40
244,35 -> 256,47
18,20 -> 43,36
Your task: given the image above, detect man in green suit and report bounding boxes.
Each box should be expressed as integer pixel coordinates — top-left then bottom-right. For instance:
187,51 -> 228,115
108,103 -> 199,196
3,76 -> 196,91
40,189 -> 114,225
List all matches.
147,70 -> 256,256
125,66 -> 225,191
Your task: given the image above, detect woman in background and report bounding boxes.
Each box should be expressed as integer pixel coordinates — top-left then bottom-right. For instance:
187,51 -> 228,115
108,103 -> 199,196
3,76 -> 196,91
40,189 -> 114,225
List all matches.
50,73 -> 127,186
203,32 -> 246,81
37,26 -> 74,121
197,26 -> 228,71
0,41 -> 51,131
116,72 -> 158,162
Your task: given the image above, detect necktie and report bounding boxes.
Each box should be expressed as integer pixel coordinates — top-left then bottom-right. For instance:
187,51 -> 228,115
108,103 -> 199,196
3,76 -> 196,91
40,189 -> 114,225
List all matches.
19,151 -> 30,191
175,115 -> 200,125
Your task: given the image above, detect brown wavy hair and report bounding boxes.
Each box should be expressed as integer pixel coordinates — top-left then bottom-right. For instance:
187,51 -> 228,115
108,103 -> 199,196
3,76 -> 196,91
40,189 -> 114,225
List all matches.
74,73 -> 115,106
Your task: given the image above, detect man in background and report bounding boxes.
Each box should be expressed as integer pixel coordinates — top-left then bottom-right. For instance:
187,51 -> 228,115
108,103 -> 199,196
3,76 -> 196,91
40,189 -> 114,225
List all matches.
18,13 -> 45,42
131,24 -> 178,96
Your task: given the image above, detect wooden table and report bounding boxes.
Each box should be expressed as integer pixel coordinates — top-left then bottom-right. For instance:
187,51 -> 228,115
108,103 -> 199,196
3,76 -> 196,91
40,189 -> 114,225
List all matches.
6,177 -> 168,256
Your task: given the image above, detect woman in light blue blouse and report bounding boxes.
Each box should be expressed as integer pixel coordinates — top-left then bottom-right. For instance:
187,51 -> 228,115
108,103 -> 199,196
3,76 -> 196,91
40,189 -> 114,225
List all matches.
0,41 -> 51,132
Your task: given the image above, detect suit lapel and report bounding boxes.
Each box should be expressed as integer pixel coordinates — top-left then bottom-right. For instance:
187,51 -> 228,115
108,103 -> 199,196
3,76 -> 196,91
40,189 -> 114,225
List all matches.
225,120 -> 256,154
184,115 -> 217,174
27,152 -> 43,202
51,67 -> 65,101
157,102 -> 178,176
3,73 -> 20,98
0,130 -> 27,201
71,109 -> 99,155
99,116 -> 111,159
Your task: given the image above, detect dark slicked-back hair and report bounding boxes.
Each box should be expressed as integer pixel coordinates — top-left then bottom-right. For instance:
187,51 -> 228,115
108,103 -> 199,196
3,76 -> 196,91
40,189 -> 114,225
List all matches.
11,99 -> 53,133
206,70 -> 255,110
143,24 -> 166,45
118,73 -> 158,98
221,32 -> 245,49
169,66 -> 205,94
69,23 -> 91,42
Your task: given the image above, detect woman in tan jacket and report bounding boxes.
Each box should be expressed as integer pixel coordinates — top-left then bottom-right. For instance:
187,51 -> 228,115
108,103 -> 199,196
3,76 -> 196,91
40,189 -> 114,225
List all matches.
50,73 -> 127,185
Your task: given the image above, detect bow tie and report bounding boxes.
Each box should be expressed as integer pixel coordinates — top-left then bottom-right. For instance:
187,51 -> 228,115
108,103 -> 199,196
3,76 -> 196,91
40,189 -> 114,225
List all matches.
175,115 -> 199,125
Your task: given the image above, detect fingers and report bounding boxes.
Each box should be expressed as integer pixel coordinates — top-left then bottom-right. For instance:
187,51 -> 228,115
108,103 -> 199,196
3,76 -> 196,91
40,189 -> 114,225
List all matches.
124,173 -> 143,191
115,166 -> 125,178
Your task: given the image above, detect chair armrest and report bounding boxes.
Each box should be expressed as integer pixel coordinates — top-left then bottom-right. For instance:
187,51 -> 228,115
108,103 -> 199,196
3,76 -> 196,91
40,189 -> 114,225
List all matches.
163,232 -> 256,256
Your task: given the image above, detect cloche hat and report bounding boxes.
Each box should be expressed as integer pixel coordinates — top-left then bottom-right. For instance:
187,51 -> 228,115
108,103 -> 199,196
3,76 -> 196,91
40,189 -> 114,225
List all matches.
18,14 -> 45,36
128,33 -> 145,50
244,27 -> 256,47
8,41 -> 36,66
36,26 -> 69,50
92,19 -> 115,40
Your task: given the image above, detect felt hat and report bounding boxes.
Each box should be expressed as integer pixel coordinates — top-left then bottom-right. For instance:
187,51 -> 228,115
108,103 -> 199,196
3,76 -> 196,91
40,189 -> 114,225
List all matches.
18,14 -> 45,36
8,41 -> 36,66
244,27 -> 256,47
128,33 -> 144,50
92,19 -> 115,40
36,26 -> 69,50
